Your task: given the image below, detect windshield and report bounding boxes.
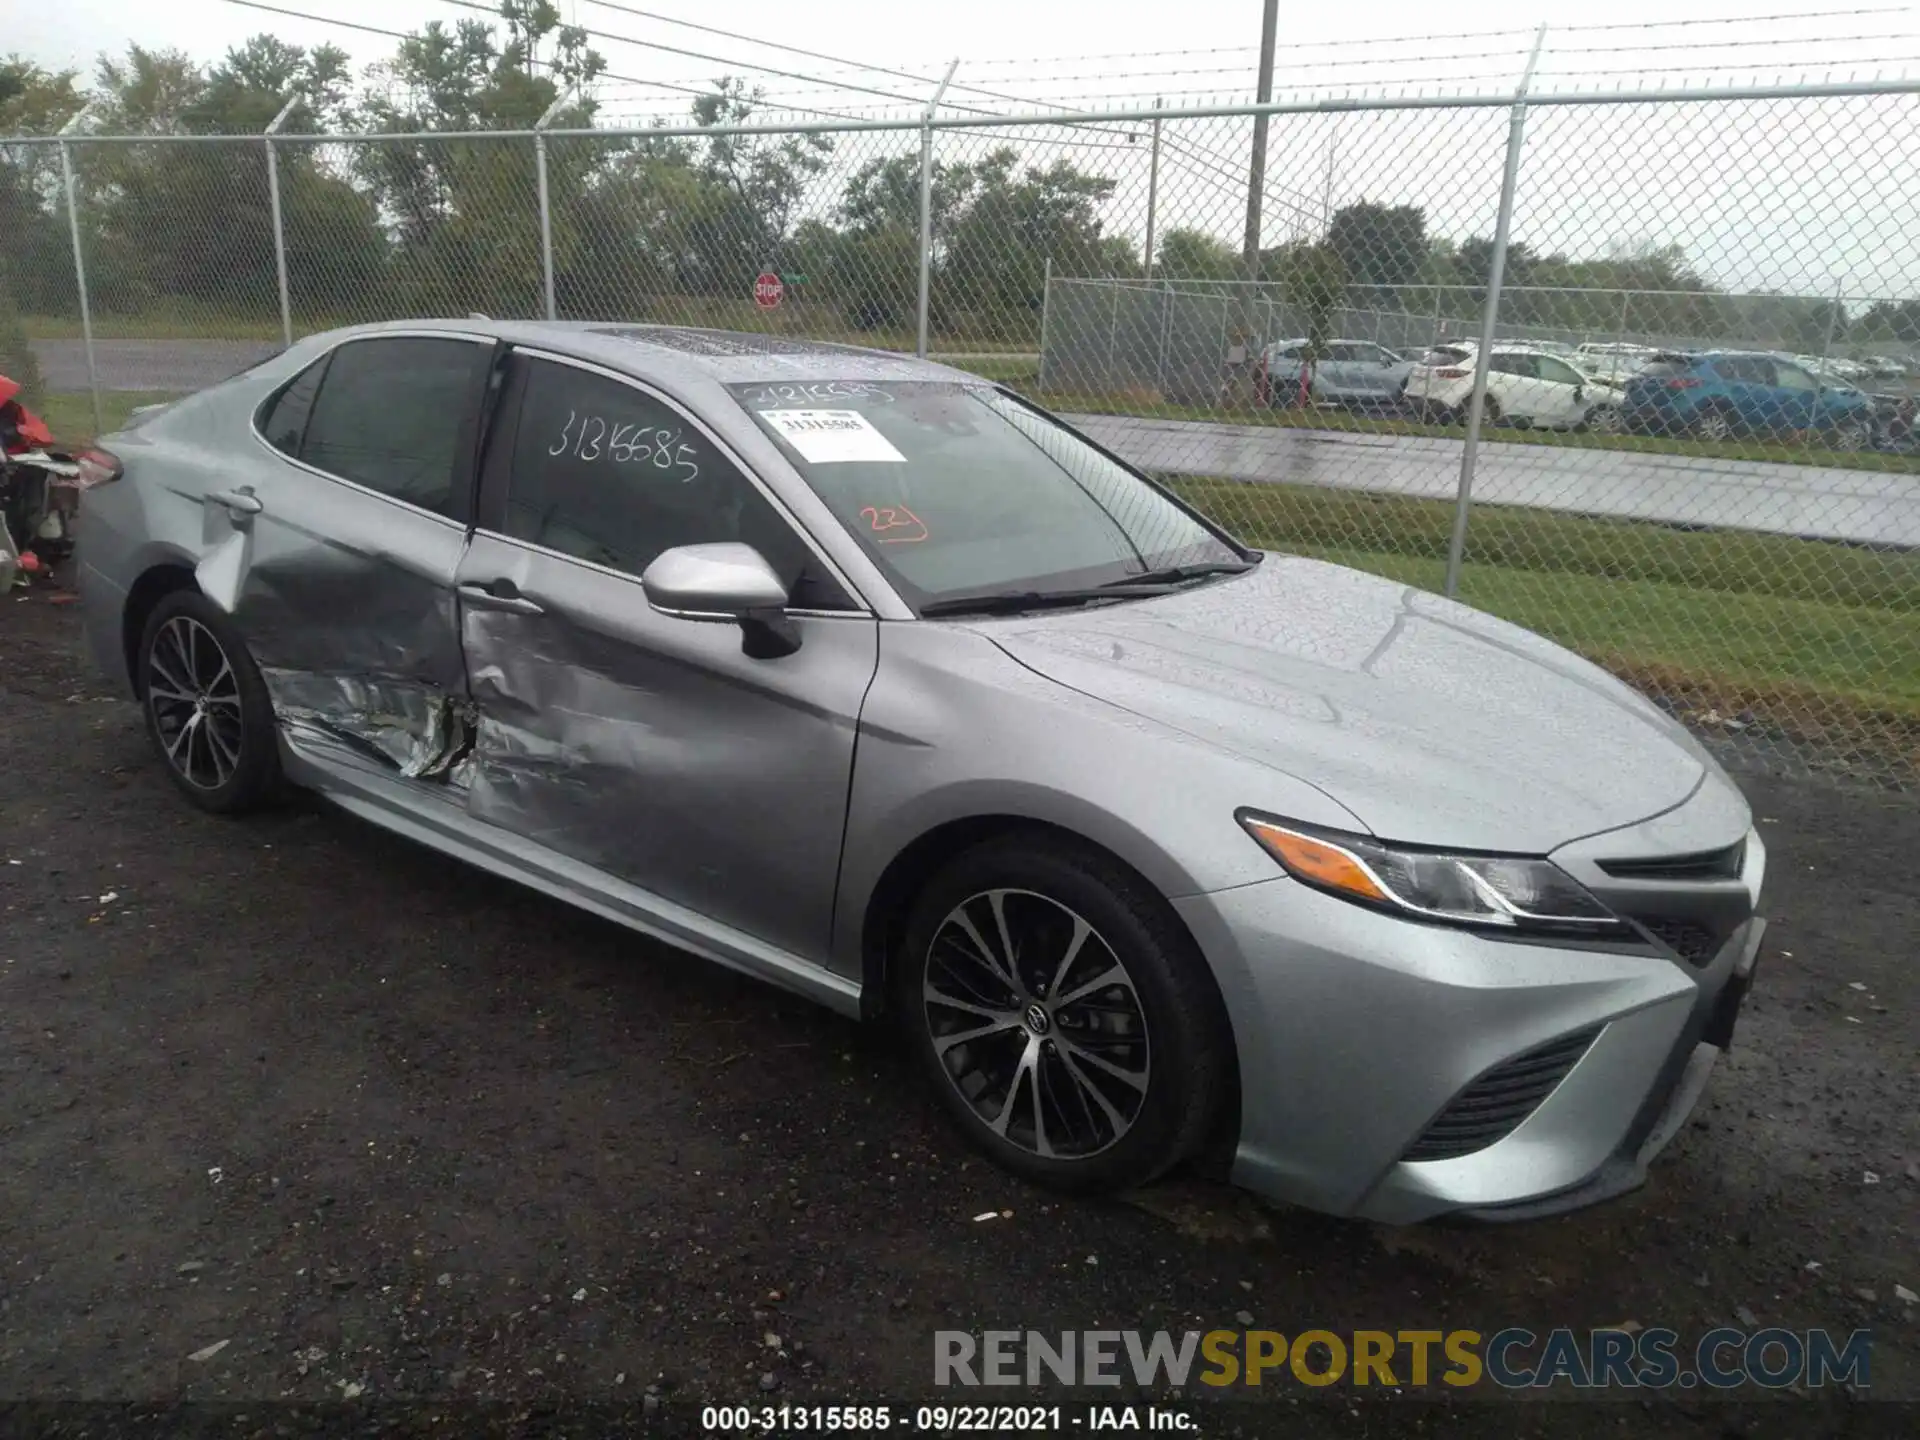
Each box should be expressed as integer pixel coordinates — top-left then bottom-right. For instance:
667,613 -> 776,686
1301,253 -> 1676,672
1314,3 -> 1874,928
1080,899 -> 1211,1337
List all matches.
729,381 -> 1243,610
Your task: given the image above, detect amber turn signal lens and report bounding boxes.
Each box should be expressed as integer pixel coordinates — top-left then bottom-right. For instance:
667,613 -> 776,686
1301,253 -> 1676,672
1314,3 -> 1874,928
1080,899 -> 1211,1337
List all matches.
1242,819 -> 1388,903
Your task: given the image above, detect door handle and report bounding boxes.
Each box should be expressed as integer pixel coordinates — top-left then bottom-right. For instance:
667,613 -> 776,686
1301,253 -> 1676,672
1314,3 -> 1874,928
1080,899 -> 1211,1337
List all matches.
458,580 -> 545,616
208,488 -> 263,516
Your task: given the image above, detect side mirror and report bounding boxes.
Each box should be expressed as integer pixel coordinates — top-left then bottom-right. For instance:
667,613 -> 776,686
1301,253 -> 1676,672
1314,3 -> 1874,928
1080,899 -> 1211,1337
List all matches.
641,542 -> 801,658
1573,385 -> 1584,402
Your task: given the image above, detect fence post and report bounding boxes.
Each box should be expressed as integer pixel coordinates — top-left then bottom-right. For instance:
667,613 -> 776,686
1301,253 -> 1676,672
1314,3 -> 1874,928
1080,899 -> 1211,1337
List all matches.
534,90 -> 573,323
1037,257 -> 1052,389
264,94 -> 301,349
1444,24 -> 1546,600
56,106 -> 101,435
1143,99 -> 1162,275
1816,277 -> 1845,370
916,59 -> 960,360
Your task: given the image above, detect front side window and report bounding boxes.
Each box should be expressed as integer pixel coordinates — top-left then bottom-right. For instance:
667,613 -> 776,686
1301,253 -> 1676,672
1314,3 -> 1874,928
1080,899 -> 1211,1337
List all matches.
1537,357 -> 1584,387
729,381 -> 1242,610
300,337 -> 491,516
498,358 -> 826,598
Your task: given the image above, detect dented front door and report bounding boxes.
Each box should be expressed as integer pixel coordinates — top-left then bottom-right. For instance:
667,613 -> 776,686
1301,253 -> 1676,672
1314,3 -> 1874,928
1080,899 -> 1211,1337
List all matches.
453,352 -> 878,960
205,334 -> 495,775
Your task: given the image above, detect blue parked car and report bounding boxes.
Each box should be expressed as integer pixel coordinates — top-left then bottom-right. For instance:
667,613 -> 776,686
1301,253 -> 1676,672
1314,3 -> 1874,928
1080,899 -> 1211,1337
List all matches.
1620,351 -> 1879,449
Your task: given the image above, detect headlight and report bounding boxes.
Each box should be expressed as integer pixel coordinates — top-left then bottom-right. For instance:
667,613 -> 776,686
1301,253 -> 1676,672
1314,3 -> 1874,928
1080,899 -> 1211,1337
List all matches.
1238,813 -> 1626,935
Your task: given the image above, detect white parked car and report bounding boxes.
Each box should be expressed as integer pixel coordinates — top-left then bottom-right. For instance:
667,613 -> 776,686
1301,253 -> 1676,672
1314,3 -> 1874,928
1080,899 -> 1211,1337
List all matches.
1406,344 -> 1625,432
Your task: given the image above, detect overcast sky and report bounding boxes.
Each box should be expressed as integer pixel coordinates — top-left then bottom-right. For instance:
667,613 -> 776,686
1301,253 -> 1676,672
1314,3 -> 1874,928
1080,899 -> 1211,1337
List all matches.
17,1 -> 1920,299
22,0 -> 1920,102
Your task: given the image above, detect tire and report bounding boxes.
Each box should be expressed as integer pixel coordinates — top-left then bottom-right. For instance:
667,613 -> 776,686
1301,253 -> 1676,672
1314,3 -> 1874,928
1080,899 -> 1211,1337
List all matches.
1584,404 -> 1624,436
894,835 -> 1231,1195
137,589 -> 282,813
1692,407 -> 1733,443
1827,418 -> 1870,452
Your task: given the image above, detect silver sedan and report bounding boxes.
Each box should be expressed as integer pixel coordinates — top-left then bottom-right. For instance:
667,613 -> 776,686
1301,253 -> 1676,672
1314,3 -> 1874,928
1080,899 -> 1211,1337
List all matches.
73,321 -> 1766,1222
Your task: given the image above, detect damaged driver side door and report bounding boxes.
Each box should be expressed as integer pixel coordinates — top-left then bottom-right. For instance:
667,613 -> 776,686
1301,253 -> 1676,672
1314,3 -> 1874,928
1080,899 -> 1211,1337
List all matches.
228,333 -> 495,777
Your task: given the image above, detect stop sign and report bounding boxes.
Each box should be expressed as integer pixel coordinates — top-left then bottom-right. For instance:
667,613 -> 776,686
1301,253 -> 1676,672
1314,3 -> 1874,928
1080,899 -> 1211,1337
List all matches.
754,271 -> 784,309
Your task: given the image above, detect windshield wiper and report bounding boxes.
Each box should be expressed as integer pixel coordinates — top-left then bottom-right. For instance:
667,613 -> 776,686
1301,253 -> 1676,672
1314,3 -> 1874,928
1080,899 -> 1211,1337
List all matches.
919,584 -> 1175,618
1101,559 -> 1256,589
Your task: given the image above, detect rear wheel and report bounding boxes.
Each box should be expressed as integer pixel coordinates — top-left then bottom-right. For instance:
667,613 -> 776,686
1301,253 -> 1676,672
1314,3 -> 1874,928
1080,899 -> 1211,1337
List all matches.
895,836 -> 1231,1194
1583,404 -> 1624,436
1693,407 -> 1733,443
138,589 -> 281,813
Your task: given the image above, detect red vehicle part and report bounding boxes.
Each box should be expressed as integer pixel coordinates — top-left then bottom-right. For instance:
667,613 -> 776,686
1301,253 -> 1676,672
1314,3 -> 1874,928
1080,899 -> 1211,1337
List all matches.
0,374 -> 56,452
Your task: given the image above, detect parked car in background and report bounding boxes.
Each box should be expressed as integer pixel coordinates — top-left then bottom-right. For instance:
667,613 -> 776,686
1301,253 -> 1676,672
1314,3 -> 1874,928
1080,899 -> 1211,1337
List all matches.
1260,338 -> 1414,410
1574,342 -> 1657,387
1812,361 -> 1916,445
72,319 -> 1768,1223
1620,351 -> 1879,448
1405,343 -> 1624,431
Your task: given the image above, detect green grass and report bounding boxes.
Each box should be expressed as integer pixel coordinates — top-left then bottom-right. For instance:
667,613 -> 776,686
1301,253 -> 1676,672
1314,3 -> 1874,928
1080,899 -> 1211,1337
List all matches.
1166,477 -> 1920,762
1036,388 -> 1920,477
36,391 -> 180,443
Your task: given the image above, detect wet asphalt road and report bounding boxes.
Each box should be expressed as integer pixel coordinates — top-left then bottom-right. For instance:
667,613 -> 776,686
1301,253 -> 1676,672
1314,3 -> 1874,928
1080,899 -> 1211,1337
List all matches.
1,588 -> 1916,1433
34,337 -> 1920,548
1065,414 -> 1920,549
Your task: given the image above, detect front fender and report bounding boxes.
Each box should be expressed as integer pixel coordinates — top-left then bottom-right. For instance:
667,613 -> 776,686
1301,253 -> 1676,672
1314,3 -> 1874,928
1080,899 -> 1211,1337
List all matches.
829,622 -> 1368,980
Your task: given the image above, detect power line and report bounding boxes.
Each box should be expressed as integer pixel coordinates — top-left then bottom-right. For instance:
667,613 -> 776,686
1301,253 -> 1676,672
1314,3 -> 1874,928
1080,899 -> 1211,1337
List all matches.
433,0 -> 932,106
215,0 -> 875,124
583,1 -> 949,90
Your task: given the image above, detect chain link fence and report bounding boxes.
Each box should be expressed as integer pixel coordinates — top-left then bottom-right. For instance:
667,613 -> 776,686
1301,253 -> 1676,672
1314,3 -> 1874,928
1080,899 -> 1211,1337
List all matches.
5,80 -> 1918,786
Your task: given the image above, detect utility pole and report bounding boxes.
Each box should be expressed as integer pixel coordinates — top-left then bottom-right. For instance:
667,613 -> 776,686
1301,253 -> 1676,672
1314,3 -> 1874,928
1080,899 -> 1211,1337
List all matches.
1242,0 -> 1279,268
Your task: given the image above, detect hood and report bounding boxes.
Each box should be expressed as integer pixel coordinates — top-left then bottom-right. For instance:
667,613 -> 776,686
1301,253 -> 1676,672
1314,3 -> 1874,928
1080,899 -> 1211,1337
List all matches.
984,556 -> 1707,853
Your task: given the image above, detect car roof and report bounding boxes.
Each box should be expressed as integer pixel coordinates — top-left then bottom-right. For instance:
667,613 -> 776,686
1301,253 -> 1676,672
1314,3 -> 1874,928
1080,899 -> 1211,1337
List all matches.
307,318 -> 978,387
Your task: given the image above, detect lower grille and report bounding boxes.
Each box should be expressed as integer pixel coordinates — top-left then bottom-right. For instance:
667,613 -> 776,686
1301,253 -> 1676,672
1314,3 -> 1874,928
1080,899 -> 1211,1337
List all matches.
1637,917 -> 1723,966
1403,1027 -> 1602,1162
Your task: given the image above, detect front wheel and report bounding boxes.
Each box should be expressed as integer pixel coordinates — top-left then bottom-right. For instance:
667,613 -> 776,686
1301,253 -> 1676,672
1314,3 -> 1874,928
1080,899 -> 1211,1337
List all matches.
1826,418 -> 1871,452
895,837 -> 1231,1194
138,589 -> 282,813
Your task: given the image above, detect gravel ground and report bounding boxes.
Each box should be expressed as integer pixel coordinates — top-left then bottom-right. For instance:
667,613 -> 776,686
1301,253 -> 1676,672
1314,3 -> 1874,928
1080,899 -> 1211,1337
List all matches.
1,583 -> 1915,1437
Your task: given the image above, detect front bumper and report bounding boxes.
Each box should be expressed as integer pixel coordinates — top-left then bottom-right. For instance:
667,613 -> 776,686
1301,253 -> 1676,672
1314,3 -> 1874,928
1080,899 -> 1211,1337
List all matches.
1174,828 -> 1764,1224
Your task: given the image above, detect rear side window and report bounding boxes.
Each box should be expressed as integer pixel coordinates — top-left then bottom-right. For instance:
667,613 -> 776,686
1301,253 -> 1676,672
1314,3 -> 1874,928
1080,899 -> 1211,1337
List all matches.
300,338 -> 491,517
1490,353 -> 1536,377
258,355 -> 328,457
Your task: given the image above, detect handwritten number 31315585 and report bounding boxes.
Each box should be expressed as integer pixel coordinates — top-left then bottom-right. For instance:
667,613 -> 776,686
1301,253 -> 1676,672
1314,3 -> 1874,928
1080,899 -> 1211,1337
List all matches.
550,411 -> 701,483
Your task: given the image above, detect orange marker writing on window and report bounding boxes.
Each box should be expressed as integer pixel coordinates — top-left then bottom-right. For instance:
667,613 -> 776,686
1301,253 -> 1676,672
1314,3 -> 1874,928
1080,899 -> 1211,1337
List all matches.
859,504 -> 929,543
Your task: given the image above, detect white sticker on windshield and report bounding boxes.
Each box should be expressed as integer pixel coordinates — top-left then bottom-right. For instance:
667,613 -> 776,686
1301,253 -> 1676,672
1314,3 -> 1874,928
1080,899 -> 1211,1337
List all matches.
759,409 -> 906,464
